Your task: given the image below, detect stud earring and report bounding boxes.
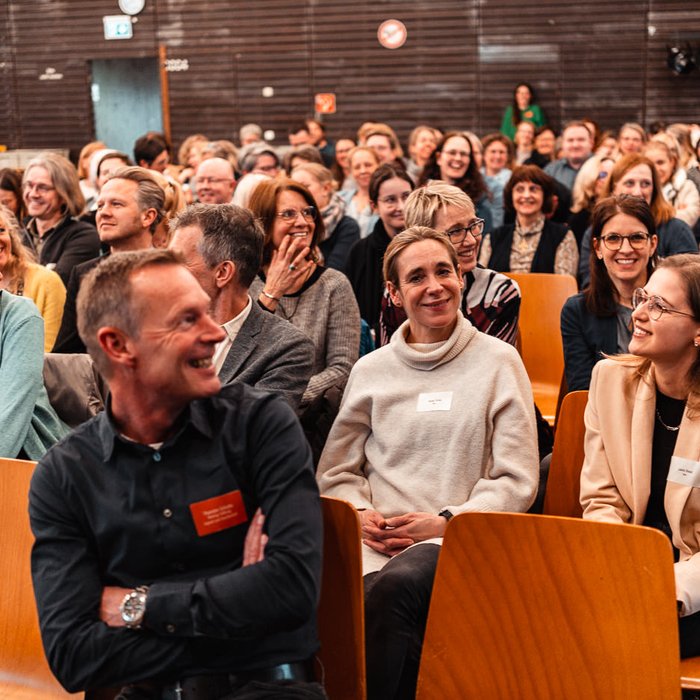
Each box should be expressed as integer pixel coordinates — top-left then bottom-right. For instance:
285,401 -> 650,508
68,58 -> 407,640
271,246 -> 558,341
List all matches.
695,338 -> 700,348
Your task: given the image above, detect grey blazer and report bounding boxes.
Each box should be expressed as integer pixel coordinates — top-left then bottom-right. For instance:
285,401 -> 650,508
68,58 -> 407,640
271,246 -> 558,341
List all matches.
219,300 -> 314,412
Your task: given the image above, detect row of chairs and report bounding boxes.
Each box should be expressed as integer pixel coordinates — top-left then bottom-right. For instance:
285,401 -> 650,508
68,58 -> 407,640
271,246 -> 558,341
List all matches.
3,391 -> 699,700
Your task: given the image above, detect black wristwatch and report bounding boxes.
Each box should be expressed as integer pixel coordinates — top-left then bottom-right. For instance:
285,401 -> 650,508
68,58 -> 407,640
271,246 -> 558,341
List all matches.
438,509 -> 453,522
120,586 -> 149,629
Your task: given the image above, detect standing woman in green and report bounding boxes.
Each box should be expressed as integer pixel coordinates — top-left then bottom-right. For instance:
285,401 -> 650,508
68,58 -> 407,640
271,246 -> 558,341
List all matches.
500,82 -> 546,141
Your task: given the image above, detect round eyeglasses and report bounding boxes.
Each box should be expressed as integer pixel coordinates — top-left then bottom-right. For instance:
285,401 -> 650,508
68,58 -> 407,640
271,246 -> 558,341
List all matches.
445,219 -> 485,245
632,288 -> 695,321
276,206 -> 316,223
599,232 -> 650,251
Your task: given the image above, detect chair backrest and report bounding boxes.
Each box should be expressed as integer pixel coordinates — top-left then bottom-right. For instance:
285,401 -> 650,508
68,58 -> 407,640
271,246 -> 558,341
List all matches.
506,272 -> 577,423
543,390 -> 589,517
0,458 -> 79,698
317,497 -> 366,700
417,513 -> 679,700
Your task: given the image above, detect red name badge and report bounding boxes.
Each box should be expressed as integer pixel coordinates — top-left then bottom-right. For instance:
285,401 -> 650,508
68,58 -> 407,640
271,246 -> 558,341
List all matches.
189,490 -> 248,537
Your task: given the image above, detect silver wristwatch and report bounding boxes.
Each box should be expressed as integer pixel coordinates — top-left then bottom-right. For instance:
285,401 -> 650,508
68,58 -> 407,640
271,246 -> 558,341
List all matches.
119,586 -> 149,629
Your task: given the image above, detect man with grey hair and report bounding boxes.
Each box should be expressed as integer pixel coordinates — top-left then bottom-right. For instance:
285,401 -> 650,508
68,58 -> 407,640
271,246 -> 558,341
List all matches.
30,248 -> 325,698
170,203 -> 314,411
53,166 -> 165,353
239,122 -> 263,147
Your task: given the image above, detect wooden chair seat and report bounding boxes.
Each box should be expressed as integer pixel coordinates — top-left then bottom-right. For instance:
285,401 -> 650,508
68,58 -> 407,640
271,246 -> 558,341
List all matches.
0,458 -> 79,698
417,513 -> 680,699
317,496 -> 366,700
681,656 -> 700,690
542,389 -> 588,518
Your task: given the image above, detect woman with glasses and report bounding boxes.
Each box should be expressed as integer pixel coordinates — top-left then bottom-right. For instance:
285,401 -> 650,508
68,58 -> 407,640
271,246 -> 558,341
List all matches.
319,225 -> 538,700
248,178 -> 360,409
290,162 -> 360,272
346,164 -> 414,339
418,131 -> 493,234
578,153 -> 697,288
479,164 -> 579,276
561,196 -> 658,392
580,252 -> 700,658
379,181 -> 521,347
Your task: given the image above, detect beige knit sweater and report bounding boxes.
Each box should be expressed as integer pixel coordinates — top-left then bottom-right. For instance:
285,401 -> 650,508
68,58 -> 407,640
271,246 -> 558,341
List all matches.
317,314 -> 539,572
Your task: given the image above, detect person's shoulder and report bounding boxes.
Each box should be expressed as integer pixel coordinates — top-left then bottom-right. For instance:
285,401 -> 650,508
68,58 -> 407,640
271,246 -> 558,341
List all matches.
591,356 -> 639,387
562,291 -> 586,310
1,290 -> 41,322
316,266 -> 354,292
256,305 -> 314,347
63,217 -> 97,235
36,412 -> 104,475
472,265 -> 520,294
26,261 -> 64,288
471,329 -> 520,358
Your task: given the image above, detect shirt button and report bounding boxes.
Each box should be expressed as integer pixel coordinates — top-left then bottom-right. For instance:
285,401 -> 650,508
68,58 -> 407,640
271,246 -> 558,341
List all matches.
153,452 -> 162,462
166,624 -> 176,634
163,508 -> 173,518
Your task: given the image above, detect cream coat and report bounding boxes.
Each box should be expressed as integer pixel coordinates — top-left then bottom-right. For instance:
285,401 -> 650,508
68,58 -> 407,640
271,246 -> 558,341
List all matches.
581,358 -> 700,616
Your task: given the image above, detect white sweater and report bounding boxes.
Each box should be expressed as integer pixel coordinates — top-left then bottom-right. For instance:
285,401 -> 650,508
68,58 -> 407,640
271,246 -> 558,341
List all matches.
317,314 -> 539,572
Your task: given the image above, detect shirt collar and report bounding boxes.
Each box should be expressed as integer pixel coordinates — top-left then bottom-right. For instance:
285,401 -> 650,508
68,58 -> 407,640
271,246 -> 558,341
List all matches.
98,394 -> 215,461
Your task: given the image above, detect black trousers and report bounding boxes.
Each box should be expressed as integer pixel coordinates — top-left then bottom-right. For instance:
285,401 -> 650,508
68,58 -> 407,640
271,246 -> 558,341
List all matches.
680,610 -> 700,658
363,543 -> 441,700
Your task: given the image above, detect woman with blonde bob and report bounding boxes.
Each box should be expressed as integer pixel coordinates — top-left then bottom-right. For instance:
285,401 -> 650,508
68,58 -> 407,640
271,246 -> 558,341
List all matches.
318,225 -> 538,700
0,205 -> 65,351
580,253 -> 700,658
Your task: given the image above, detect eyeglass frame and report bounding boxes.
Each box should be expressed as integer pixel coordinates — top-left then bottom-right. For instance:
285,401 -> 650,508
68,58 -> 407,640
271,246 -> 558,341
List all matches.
598,232 -> 651,251
632,287 -> 696,321
23,181 -> 56,195
444,218 -> 485,245
276,205 -> 317,223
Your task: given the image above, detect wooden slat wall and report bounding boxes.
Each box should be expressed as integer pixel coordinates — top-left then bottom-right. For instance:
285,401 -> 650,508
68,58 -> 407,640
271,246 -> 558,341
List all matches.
1,1 -> 699,156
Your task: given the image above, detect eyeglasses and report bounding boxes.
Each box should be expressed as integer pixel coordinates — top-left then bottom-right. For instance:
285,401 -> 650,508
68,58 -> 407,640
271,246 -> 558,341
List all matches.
445,219 -> 485,244
632,288 -> 695,321
276,206 -> 316,222
599,232 -> 650,250
197,176 -> 232,186
23,181 -> 55,195
377,192 -> 411,207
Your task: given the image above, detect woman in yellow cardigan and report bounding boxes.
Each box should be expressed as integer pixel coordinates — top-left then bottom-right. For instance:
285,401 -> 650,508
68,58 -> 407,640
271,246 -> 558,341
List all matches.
0,205 -> 65,351
581,253 -> 700,658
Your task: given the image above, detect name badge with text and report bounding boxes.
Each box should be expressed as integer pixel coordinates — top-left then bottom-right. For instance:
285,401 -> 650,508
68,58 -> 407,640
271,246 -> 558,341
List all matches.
416,391 -> 453,412
668,457 -> 700,488
190,490 -> 248,537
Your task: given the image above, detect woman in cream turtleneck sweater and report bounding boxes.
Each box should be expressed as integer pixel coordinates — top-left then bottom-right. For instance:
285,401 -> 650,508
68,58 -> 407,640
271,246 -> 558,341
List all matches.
317,226 -> 539,700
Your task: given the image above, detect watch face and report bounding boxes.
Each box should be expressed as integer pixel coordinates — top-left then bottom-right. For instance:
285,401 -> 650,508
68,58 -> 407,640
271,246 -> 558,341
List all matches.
118,0 -> 145,15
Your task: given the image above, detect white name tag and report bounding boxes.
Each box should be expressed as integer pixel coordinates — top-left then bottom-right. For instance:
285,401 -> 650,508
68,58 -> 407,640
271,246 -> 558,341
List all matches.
668,456 -> 700,488
416,391 -> 453,412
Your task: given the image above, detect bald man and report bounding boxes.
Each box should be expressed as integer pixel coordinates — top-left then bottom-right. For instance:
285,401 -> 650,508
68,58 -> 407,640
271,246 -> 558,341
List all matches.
195,157 -> 236,204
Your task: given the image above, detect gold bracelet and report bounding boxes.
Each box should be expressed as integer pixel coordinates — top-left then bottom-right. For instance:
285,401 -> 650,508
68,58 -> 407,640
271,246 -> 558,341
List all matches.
261,289 -> 280,302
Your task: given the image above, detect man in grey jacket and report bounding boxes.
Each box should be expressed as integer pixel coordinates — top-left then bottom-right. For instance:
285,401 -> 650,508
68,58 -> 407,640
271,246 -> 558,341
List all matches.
170,203 -> 314,411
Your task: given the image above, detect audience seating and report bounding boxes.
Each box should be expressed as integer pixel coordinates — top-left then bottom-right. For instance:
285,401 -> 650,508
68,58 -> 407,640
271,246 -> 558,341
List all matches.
317,496 -> 366,700
0,458 -> 80,699
542,390 -> 588,517
505,273 -> 577,425
416,512 -> 680,699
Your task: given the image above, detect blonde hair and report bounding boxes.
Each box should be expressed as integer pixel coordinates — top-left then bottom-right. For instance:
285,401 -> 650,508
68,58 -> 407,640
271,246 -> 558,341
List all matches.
0,204 -> 33,289
290,162 -> 337,190
404,181 -> 475,229
571,154 -> 616,213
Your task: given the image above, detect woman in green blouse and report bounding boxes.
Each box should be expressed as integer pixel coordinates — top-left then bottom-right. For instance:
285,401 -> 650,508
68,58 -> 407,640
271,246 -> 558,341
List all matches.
500,82 -> 546,141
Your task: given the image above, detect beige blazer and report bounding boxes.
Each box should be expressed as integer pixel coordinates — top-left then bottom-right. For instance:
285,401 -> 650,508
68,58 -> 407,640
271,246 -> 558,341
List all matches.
581,358 -> 700,616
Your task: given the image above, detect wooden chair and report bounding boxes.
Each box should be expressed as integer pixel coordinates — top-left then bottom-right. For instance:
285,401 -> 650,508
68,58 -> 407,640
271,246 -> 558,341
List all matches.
416,513 -> 680,699
542,390 -> 588,518
317,496 -> 366,700
506,273 -> 578,425
0,458 -> 80,699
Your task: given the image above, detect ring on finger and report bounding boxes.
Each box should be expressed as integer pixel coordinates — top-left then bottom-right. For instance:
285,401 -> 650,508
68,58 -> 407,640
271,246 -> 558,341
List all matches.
289,263 -> 297,271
